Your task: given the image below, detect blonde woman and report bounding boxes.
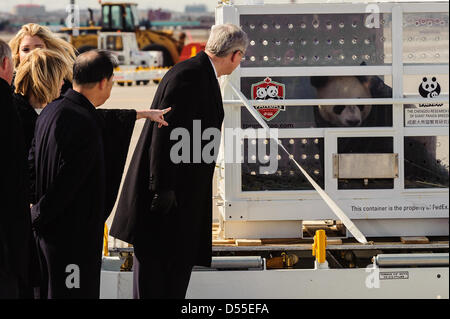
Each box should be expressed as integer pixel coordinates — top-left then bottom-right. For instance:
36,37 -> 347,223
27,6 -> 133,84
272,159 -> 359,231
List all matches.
9,23 -> 76,96
9,23 -> 76,70
13,49 -> 71,150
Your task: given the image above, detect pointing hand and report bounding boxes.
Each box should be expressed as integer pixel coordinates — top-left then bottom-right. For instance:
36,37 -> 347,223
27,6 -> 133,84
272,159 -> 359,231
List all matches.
136,107 -> 172,127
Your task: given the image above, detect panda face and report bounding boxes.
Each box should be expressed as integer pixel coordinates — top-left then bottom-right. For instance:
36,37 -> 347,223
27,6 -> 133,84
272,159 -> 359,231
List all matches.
315,76 -> 373,127
325,104 -> 372,126
266,85 -> 279,98
256,87 -> 267,99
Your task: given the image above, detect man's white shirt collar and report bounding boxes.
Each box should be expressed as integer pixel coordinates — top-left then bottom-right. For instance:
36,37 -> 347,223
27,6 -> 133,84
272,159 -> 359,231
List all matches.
208,56 -> 218,79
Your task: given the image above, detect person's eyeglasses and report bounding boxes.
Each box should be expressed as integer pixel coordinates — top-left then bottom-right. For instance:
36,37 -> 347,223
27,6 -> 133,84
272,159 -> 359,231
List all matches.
233,50 -> 245,60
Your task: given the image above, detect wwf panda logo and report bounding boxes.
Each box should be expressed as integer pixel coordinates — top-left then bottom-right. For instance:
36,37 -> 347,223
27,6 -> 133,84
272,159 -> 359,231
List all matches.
419,77 -> 441,98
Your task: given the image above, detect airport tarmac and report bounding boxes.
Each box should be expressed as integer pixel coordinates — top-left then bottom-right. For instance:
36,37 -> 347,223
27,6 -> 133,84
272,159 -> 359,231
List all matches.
100,83 -> 160,248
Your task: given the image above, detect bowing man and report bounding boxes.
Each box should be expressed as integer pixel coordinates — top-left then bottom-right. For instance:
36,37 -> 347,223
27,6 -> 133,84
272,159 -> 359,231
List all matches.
110,24 -> 248,299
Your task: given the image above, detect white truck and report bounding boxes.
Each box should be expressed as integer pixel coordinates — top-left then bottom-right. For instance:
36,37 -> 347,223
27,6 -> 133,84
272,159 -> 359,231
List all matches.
98,32 -> 169,86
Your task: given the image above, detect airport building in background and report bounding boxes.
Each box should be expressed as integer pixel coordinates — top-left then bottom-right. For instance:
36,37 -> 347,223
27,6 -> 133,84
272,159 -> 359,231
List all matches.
185,4 -> 208,14
12,4 -> 46,18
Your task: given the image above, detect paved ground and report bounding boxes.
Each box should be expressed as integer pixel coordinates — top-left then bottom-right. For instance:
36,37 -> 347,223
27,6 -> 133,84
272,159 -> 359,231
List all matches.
101,84 -> 160,248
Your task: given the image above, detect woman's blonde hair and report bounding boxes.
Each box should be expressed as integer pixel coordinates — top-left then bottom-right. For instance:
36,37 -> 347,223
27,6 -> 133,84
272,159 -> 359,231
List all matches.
9,23 -> 76,71
14,49 -> 72,105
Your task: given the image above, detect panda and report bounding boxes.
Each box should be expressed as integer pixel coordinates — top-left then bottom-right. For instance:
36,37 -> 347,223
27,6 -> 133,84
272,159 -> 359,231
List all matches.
311,76 -> 372,127
419,77 -> 441,98
255,87 -> 268,100
266,85 -> 281,100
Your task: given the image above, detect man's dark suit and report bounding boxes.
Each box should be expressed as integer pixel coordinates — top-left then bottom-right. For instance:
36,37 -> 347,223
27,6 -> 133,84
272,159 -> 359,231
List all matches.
0,78 -> 32,299
30,89 -> 136,298
110,51 -> 224,298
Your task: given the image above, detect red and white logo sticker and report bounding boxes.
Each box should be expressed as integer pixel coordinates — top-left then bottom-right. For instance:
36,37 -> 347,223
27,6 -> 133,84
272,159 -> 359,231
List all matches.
251,77 -> 286,121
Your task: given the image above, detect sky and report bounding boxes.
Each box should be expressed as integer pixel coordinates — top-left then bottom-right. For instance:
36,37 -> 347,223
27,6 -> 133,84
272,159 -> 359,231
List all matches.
0,0 -> 233,12
0,0 -> 433,13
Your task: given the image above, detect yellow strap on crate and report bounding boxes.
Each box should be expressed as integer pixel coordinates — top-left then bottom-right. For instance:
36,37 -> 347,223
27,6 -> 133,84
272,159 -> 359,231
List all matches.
312,230 -> 327,264
103,223 -> 109,257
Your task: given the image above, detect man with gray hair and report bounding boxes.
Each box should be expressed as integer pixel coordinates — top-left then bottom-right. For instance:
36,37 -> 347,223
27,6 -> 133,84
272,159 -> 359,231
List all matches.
0,40 -> 13,85
0,39 -> 32,298
205,23 -> 248,76
110,24 -> 248,298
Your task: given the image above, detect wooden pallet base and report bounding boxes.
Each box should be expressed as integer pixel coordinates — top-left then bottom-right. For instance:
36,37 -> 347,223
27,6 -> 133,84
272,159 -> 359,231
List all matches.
400,236 -> 430,244
214,238 -> 344,247
212,224 -> 448,250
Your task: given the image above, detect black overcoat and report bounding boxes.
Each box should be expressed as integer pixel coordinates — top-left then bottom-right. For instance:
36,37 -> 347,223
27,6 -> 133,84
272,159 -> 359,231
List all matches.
12,93 -> 38,152
30,89 -> 135,298
110,51 -> 224,267
0,78 -> 32,295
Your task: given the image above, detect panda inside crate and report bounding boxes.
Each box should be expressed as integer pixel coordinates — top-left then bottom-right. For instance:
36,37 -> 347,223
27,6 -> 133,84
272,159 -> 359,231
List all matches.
310,75 -> 393,128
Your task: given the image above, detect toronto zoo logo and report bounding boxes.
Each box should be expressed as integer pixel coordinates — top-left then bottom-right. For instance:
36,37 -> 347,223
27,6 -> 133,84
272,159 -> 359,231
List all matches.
251,77 -> 286,121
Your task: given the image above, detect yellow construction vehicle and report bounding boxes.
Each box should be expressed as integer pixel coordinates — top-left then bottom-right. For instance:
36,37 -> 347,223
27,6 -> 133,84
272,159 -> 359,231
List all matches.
60,2 -> 186,66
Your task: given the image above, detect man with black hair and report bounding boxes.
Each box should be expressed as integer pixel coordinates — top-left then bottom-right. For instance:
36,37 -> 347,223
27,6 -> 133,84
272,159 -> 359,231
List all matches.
30,50 -> 170,299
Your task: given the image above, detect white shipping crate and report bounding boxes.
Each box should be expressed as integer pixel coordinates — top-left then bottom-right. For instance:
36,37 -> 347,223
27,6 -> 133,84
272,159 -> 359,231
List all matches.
215,0 -> 449,239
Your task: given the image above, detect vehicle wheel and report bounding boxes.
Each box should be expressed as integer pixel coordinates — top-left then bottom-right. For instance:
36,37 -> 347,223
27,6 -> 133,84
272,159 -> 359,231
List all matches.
136,81 -> 141,86
142,80 -> 150,85
127,82 -> 132,87
142,44 -> 174,67
118,82 -> 125,87
153,79 -> 161,84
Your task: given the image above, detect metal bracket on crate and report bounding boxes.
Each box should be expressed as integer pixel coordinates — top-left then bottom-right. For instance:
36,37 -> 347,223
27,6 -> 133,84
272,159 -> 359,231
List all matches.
333,153 -> 399,179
